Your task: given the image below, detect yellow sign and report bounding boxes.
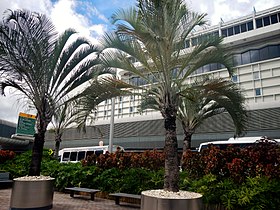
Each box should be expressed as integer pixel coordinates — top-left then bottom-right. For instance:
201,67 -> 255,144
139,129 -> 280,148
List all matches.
19,112 -> 36,119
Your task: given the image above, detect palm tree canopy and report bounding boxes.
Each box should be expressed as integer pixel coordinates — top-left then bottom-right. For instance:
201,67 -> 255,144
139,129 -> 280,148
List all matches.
0,9 -> 108,130
101,0 -> 233,114
177,78 -> 247,136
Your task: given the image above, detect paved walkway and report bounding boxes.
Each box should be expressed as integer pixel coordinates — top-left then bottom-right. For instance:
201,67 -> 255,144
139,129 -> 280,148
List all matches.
0,188 -> 140,210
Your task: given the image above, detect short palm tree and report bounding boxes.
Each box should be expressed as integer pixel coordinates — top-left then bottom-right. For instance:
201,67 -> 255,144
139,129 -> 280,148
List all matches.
101,0 -> 233,191
0,10 -> 107,175
50,78 -> 134,158
178,78 -> 247,152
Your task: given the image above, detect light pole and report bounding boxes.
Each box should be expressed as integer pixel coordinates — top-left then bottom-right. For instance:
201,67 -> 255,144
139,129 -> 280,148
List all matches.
109,97 -> 115,153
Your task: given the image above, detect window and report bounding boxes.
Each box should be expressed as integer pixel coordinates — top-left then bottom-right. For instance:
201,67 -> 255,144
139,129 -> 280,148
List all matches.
185,39 -> 190,48
233,54 -> 242,66
77,151 -> 85,161
95,150 -> 103,156
241,23 -> 247,32
253,72 -> 260,80
210,63 -> 218,71
192,37 -> 198,46
62,152 -> 70,161
255,88 -> 262,96
221,29 -> 227,37
241,51 -> 250,64
228,27 -> 233,36
256,18 -> 263,28
271,14 -> 278,24
260,47 -> 269,60
247,21 -> 253,31
263,16 -> 270,26
250,50 -> 260,63
70,152 -> 77,161
268,45 -> 280,58
232,75 -> 238,83
234,25 -> 240,34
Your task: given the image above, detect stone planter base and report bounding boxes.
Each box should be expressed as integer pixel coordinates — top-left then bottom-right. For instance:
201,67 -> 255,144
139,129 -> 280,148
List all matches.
10,177 -> 54,210
141,190 -> 203,210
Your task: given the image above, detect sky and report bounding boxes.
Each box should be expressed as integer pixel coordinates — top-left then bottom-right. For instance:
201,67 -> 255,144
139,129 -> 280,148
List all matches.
0,0 -> 279,124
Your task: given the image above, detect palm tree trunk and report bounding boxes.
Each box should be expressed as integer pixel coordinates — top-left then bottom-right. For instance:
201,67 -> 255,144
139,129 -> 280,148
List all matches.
183,132 -> 193,152
182,122 -> 194,153
54,134 -> 62,159
29,132 -> 45,176
163,106 -> 179,192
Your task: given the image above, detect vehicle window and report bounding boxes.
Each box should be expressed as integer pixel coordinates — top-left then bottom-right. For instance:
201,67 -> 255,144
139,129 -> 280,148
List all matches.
62,152 -> 70,161
86,151 -> 94,158
77,151 -> 86,161
70,152 -> 77,161
95,150 -> 103,156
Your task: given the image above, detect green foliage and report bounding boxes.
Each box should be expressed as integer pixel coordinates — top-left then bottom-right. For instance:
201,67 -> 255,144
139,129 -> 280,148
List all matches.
95,168 -> 164,194
0,149 -> 53,178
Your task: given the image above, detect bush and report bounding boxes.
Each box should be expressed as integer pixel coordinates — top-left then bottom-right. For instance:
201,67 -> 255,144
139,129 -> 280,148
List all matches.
182,142 -> 280,182
83,150 -> 165,170
0,150 -> 16,164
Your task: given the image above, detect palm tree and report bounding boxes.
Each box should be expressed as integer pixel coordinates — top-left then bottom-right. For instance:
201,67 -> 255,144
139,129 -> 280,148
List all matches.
0,10 -> 107,176
50,101 -> 78,159
177,78 -> 247,152
100,0 -> 233,191
50,78 -> 135,159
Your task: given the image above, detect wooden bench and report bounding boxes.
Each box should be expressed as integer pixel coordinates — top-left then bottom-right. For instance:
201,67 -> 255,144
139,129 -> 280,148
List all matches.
64,187 -> 100,201
109,192 -> 141,205
0,172 -> 13,188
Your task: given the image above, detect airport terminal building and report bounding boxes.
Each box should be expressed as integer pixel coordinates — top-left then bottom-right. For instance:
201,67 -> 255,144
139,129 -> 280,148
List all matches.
43,5 -> 280,150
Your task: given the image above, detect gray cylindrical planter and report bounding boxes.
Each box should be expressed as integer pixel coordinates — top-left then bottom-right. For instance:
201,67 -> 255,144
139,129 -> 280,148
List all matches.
141,190 -> 203,210
10,177 -> 55,210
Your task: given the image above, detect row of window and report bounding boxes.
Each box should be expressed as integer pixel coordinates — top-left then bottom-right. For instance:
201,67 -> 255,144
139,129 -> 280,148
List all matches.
184,12 -> 280,42
221,20 -> 253,37
194,44 -> 280,75
101,107 -> 135,116
256,12 -> 280,28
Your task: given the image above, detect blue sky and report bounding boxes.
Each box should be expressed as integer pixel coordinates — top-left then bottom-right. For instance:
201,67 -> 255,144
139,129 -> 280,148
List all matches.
0,0 -> 279,123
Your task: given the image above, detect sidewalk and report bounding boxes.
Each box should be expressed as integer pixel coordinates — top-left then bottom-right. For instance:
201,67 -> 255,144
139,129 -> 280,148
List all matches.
0,189 -> 140,210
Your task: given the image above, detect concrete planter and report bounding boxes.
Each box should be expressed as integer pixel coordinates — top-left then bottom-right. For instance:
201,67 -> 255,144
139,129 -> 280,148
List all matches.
141,190 -> 203,210
10,177 -> 55,210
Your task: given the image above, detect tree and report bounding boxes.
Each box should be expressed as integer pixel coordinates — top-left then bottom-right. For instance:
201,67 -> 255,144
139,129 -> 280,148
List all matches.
177,78 -> 247,152
50,78 -> 134,159
0,10 -> 107,176
100,0 -> 233,191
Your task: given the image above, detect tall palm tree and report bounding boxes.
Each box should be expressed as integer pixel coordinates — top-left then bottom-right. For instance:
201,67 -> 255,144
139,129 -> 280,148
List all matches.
100,0 -> 233,191
0,10 -> 107,176
177,78 -> 247,152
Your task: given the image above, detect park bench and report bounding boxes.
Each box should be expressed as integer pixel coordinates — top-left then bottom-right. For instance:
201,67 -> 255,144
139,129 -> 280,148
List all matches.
64,187 -> 100,201
109,192 -> 141,205
0,172 -> 13,188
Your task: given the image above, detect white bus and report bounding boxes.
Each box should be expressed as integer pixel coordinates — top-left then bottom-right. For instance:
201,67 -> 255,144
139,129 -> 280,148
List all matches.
58,145 -> 124,163
198,136 -> 280,152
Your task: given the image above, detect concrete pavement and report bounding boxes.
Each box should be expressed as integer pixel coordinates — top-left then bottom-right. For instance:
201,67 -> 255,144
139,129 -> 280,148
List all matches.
0,188 -> 140,210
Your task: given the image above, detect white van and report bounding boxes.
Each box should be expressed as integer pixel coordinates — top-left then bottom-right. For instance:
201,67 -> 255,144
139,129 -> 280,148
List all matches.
58,145 -> 124,163
198,136 -> 280,152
